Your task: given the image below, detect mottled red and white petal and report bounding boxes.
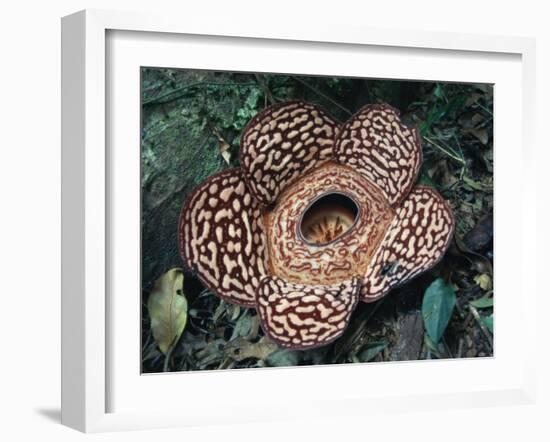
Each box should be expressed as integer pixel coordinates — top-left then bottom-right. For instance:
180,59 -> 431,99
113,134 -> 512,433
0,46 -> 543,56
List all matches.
178,168 -> 268,307
256,276 -> 361,350
240,101 -> 339,206
334,104 -> 422,206
361,186 -> 454,302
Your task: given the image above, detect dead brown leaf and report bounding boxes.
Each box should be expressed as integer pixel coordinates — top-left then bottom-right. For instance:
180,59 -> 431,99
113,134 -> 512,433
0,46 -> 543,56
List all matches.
212,127 -> 231,164
462,128 -> 489,145
224,336 -> 278,362
147,268 -> 188,354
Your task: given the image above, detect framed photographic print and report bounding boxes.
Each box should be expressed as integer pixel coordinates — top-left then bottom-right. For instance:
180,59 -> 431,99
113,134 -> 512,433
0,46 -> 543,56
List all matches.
61,9 -> 537,432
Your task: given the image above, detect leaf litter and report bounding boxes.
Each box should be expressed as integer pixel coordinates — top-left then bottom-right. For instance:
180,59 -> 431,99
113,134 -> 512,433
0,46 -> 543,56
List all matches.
141,71 -> 494,372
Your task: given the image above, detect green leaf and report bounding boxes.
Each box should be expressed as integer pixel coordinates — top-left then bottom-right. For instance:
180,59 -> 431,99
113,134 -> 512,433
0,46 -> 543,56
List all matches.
433,84 -> 445,100
424,334 -> 441,355
480,314 -> 494,333
463,175 -> 484,190
421,94 -> 467,135
469,297 -> 494,309
147,268 -> 188,354
358,341 -> 388,362
421,278 -> 456,344
417,170 -> 437,188
266,349 -> 300,367
230,313 -> 252,340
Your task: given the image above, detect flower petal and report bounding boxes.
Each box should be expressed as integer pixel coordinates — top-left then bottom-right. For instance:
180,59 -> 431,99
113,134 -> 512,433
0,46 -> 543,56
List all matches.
256,276 -> 361,350
178,168 -> 268,307
361,186 -> 454,302
240,101 -> 339,205
334,104 -> 422,206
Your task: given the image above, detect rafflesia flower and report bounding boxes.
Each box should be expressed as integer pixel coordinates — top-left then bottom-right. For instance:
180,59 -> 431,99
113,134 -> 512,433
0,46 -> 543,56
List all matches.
179,101 -> 454,350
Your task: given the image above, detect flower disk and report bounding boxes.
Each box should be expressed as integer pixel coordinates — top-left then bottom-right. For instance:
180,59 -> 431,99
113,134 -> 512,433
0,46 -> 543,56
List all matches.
265,162 -> 394,285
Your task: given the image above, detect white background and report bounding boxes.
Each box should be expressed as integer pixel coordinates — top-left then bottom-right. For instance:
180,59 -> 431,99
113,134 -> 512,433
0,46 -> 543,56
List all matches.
109,29 -> 524,417
1,1 -> 548,441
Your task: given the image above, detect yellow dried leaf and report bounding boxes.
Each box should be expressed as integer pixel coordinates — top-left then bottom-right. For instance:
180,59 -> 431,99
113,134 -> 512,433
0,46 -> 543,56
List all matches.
220,149 -> 231,164
213,127 -> 231,164
474,273 -> 492,291
147,268 -> 188,354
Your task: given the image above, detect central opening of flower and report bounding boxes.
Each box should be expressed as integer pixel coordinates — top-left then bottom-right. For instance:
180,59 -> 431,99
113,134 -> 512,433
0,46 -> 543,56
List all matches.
299,192 -> 360,246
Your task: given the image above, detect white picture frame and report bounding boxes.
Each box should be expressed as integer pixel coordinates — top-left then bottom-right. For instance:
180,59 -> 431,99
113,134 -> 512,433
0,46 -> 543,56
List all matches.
61,9 -> 537,433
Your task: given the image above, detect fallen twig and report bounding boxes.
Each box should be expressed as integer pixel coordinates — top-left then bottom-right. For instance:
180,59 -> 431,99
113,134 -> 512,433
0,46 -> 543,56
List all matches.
333,298 -> 386,362
457,337 -> 464,358
423,136 -> 465,165
255,74 -> 276,105
142,81 -> 257,106
468,304 -> 493,352
292,76 -> 352,116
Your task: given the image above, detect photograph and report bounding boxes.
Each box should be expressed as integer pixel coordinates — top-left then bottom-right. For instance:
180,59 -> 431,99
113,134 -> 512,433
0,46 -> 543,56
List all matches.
0,0 -> 544,438
140,68 -> 494,373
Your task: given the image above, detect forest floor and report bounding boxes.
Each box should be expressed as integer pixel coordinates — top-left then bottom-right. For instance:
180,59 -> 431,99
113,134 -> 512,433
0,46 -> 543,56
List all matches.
140,69 -> 494,372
